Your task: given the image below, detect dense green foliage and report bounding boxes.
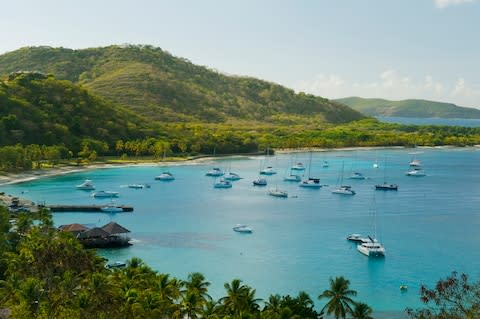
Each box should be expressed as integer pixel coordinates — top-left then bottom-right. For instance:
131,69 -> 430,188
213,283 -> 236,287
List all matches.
0,45 -> 364,124
0,206 -> 369,318
336,97 -> 480,119
0,72 -> 150,151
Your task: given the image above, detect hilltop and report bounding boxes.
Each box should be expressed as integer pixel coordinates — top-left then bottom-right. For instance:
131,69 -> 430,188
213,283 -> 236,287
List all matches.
0,45 -> 364,124
336,97 -> 480,119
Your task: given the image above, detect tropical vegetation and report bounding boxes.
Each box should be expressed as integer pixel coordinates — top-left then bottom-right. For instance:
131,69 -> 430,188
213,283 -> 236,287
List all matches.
1,205 -> 479,318
336,97 -> 480,119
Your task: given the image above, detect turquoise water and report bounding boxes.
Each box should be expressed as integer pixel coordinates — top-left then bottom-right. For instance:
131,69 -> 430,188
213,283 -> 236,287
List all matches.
2,147 -> 480,316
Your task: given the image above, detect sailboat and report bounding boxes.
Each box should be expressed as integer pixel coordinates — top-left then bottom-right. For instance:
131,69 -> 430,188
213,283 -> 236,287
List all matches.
206,147 -> 225,177
375,156 -> 398,190
357,196 -> 385,257
405,152 -> 426,176
284,153 -> 302,182
224,162 -> 243,181
349,152 -> 366,180
260,147 -> 276,175
299,152 -> 321,188
253,158 -> 268,186
155,150 -> 175,181
332,162 -> 356,195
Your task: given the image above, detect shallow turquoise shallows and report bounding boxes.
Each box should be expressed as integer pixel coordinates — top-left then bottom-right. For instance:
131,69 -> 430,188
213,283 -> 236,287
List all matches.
2,147 -> 480,317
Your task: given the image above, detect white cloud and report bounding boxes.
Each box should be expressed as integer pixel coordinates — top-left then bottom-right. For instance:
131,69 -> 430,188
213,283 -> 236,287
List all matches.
295,70 -> 480,108
435,0 -> 476,8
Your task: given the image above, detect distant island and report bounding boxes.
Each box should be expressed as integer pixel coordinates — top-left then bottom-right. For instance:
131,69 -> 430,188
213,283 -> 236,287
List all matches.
336,97 -> 480,119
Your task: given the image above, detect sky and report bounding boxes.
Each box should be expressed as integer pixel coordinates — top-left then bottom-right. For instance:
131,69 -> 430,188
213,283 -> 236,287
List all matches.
1,0 -> 479,108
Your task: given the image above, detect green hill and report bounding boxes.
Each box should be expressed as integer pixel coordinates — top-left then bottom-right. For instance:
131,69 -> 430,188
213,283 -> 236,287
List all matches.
336,97 -> 480,119
0,71 -> 150,151
0,45 -> 364,124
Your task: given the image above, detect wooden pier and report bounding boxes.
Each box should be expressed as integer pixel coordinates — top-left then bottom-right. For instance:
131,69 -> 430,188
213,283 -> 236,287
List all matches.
47,205 -> 134,213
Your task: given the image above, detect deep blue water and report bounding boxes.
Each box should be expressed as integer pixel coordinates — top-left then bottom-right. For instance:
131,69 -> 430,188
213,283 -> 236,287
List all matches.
2,147 -> 480,317
377,116 -> 480,127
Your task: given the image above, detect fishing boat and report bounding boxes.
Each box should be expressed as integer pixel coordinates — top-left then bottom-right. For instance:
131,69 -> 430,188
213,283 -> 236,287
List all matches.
233,224 -> 253,233
92,190 -> 119,198
76,179 -> 95,190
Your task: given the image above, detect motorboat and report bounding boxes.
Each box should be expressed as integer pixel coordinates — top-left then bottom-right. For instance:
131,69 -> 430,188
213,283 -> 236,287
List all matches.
253,177 -> 267,186
268,188 -> 288,198
349,172 -> 366,180
299,178 -> 322,188
155,171 -> 175,181
284,174 -> 301,182
260,166 -> 277,175
357,237 -> 385,257
100,204 -> 124,213
92,190 -> 119,198
128,184 -> 150,189
224,172 -> 242,181
291,162 -> 305,171
375,182 -> 398,191
346,233 -> 369,243
206,167 -> 224,177
332,185 -> 356,195
214,179 -> 232,188
405,168 -> 426,177
233,224 -> 253,233
76,179 -> 95,190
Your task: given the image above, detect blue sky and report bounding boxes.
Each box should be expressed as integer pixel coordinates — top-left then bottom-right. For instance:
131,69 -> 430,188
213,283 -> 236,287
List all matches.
1,0 -> 479,107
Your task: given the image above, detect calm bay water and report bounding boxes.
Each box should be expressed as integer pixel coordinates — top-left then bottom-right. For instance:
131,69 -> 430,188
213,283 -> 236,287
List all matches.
2,147 -> 480,316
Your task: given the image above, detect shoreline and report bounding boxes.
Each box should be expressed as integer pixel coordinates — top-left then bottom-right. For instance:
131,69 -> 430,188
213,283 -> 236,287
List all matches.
0,145 -> 476,187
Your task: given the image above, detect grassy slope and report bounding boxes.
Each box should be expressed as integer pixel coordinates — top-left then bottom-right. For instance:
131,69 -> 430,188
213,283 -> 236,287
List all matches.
336,96 -> 480,119
0,45 -> 364,124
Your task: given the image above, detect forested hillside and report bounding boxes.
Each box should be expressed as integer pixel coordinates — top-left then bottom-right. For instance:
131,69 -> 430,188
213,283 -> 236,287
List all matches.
0,71 -> 151,151
0,45 -> 364,124
336,97 -> 480,119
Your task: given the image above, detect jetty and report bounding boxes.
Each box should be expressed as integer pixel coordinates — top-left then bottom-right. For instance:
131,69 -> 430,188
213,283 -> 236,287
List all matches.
47,204 -> 133,213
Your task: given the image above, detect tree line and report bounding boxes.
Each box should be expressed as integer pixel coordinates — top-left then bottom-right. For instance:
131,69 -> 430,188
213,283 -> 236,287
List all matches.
1,207 -> 479,318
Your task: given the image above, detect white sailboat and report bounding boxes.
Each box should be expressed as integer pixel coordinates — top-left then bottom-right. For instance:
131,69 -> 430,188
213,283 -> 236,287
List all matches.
357,196 -> 385,257
332,162 -> 355,195
299,152 -> 321,188
155,150 -> 175,181
375,156 -> 398,190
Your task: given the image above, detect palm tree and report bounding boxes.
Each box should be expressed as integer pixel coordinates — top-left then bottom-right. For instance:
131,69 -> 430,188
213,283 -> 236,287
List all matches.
183,272 -> 211,302
350,302 -> 373,319
318,276 -> 357,319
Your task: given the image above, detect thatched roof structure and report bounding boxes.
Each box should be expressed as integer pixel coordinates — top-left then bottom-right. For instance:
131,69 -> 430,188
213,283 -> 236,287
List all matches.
77,227 -> 109,239
102,222 -> 130,235
58,223 -> 89,235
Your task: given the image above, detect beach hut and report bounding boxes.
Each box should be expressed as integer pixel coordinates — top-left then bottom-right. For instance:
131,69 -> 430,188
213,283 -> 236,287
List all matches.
58,223 -> 89,237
